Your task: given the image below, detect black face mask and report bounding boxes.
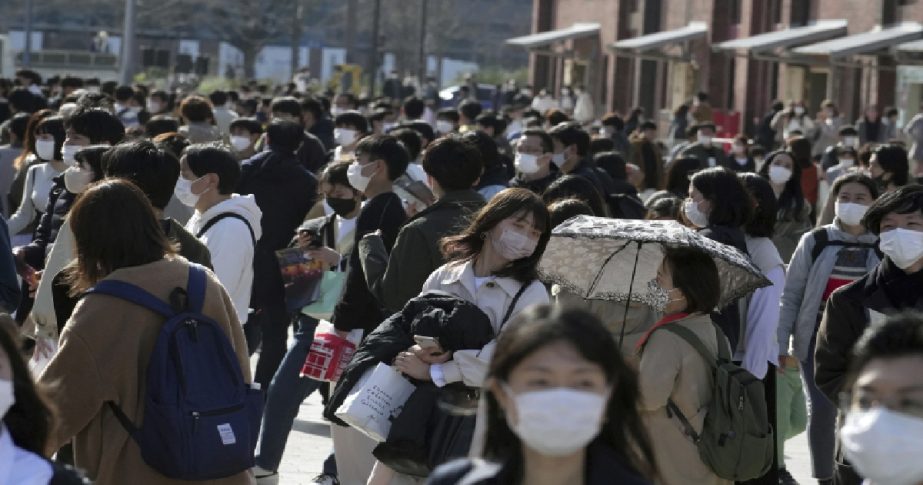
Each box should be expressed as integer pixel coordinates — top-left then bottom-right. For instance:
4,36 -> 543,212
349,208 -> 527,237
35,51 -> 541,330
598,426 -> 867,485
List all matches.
327,196 -> 357,218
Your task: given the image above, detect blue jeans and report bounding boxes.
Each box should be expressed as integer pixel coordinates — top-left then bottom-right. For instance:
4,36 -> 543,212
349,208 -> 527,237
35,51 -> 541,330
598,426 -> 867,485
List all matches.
255,315 -> 336,475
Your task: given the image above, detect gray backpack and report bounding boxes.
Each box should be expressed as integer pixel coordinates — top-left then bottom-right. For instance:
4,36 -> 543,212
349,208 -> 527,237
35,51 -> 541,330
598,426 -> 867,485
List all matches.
649,322 -> 774,481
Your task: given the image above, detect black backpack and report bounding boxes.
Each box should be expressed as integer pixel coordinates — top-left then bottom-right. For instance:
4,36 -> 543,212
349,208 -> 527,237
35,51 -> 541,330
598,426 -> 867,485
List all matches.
809,228 -> 880,263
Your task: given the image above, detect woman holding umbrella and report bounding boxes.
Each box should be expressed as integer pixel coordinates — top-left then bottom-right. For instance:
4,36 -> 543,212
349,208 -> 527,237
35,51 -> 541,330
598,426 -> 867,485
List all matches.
636,246 -> 731,485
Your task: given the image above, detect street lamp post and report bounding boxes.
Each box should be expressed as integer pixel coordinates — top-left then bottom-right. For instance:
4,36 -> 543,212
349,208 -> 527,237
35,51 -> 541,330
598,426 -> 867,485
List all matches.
418,0 -> 428,86
369,0 -> 381,97
23,0 -> 33,66
119,0 -> 137,85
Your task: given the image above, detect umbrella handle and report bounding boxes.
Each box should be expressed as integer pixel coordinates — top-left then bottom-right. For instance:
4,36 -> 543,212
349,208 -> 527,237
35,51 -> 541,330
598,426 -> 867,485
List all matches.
618,241 -> 643,348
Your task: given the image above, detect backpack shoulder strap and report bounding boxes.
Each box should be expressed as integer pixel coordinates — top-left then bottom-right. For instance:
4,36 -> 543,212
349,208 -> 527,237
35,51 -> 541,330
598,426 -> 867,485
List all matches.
186,264 -> 207,314
660,323 -> 720,366
85,280 -> 175,318
195,212 -> 256,246
810,227 -> 830,263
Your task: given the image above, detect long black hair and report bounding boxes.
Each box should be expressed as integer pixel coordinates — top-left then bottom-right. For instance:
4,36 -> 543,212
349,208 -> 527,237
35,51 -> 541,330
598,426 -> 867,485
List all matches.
690,167 -> 753,229
739,173 -> 778,238
483,306 -> 657,483
441,187 -> 550,283
0,314 -> 54,455
758,150 -> 805,222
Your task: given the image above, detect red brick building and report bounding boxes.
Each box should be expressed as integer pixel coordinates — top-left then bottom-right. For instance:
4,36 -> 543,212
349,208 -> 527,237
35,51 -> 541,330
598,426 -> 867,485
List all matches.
508,0 -> 923,134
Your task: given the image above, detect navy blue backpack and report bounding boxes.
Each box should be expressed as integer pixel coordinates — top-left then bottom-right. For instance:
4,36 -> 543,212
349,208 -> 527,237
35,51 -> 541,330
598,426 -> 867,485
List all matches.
86,264 -> 263,480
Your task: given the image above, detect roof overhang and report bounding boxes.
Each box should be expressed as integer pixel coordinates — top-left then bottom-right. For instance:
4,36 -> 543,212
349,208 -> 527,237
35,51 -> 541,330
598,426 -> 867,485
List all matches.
793,22 -> 923,58
506,23 -> 601,49
714,20 -> 847,54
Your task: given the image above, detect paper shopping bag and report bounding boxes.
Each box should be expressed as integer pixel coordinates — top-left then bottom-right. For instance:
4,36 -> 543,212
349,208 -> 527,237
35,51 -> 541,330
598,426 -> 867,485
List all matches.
335,363 -> 416,442
300,320 -> 362,382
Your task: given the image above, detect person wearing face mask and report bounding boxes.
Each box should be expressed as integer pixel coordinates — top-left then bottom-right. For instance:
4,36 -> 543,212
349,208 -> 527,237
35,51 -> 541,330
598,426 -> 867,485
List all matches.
903,102 -> 923,177
251,97 -> 328,174
771,101 -> 816,145
332,110 -> 370,163
814,100 -> 845,158
684,167 -> 753,350
816,185 -> 923,485
856,105 -> 887,146
146,89 -> 171,116
721,134 -> 755,172
820,125 -> 861,172
359,136 -> 485,314
548,122 -> 616,200
180,144 -> 263,326
7,115 -> 67,240
635,247 -> 730,485
177,95 -> 222,144
208,90 -> 238,137
679,123 -> 729,170
509,129 -> 560,195
428,306 -> 656,485
251,161 -> 360,485
777,173 -> 880,485
838,312 -> 923,485
825,146 -> 858,185
0,315 -> 89,484
867,143 -> 910,194
757,150 -> 811,262
228,117 -> 264,161
236,120 -> 318,389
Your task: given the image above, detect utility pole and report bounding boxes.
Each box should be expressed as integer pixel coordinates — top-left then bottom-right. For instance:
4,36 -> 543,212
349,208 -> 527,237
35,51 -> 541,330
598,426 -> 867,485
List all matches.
417,0 -> 428,86
291,0 -> 304,81
23,0 -> 34,66
345,0 -> 357,63
118,0 -> 137,85
369,0 -> 381,97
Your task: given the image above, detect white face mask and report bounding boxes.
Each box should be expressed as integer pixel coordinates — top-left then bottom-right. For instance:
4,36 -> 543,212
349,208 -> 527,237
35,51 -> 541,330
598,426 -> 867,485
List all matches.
230,135 -> 251,152
794,106 -> 805,116
551,151 -> 567,169
381,122 -> 397,133
63,166 -> 95,194
0,379 -> 12,418
879,228 -> 923,270
335,128 -> 358,146
839,157 -> 855,168
61,144 -> 82,167
174,176 -> 208,207
147,100 -> 162,113
683,198 -> 709,228
503,384 -> 607,457
35,139 -> 57,161
768,165 -> 793,184
346,161 -> 376,193
697,133 -> 712,147
514,153 -> 540,175
834,201 -> 869,227
435,120 -> 454,135
491,227 -> 538,261
842,407 -> 923,485
844,136 -> 859,148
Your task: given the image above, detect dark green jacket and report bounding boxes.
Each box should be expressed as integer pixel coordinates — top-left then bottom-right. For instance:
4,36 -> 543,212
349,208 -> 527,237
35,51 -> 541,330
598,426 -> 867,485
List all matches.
358,190 -> 484,313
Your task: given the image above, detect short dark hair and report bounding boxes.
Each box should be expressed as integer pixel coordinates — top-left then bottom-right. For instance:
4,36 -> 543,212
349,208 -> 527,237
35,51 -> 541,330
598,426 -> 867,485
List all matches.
639,120 -> 657,131
601,112 -> 625,131
149,89 -> 169,103
271,96 -> 302,118
664,246 -> 720,313
402,97 -> 425,119
665,157 -> 700,196
355,135 -> 410,181
521,128 -> 553,153
847,312 -> 923,390
589,137 -> 616,156
114,85 -> 134,102
101,139 -> 180,209
179,96 -> 214,123
8,112 -> 30,143
60,76 -> 84,89
389,127 -> 423,161
300,97 -> 325,120
544,109 -> 570,127
839,125 -> 859,137
873,144 -> 910,187
690,167 -> 753,228
65,179 -> 174,294
862,184 -> 923,235
548,122 -> 590,157
441,188 -> 550,282
265,120 -> 306,154
334,111 -> 369,133
229,117 -> 263,135
690,122 -> 717,135
548,197 -> 594,227
152,132 -> 190,159
739,173 -> 778,238
405,120 -> 435,145
458,99 -> 484,121
831,172 -> 879,201
437,108 -> 460,124
476,111 -> 507,135
422,136 -> 483,191
319,160 -> 355,190
184,143 -> 241,194
8,88 -> 36,113
208,90 -> 229,106
144,115 -> 180,138
594,151 -> 627,180
645,193 -> 682,220
543,174 -> 609,218
66,108 -> 125,145
462,131 -> 501,171
74,146 -> 109,181
32,116 -> 65,160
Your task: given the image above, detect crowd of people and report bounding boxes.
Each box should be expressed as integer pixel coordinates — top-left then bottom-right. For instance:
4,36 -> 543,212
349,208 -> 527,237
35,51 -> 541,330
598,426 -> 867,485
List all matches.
0,67 -> 920,485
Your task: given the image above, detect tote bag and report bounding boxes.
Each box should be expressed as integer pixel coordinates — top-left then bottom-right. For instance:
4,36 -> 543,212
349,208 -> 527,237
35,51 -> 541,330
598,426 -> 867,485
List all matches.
335,363 -> 416,442
301,270 -> 346,320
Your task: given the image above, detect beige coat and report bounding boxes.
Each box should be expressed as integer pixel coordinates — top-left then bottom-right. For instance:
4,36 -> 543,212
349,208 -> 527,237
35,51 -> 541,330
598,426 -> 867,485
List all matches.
39,257 -> 253,485
638,313 -> 731,485
421,260 -> 549,387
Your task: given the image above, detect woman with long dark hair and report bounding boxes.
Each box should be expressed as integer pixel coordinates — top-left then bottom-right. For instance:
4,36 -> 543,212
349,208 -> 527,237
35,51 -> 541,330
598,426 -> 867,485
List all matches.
758,150 -> 812,261
428,305 -> 656,484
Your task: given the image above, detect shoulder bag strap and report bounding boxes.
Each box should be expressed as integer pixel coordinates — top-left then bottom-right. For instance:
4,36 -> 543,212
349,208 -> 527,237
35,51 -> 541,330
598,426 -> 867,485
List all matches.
499,283 -> 530,330
195,212 -> 256,246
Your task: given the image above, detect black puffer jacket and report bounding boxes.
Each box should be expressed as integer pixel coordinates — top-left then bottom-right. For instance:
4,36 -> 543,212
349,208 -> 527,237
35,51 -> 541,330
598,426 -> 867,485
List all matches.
323,292 -> 495,425
21,175 -> 73,269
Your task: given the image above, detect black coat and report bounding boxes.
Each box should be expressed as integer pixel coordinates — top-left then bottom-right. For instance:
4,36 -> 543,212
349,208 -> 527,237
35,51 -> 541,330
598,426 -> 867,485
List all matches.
324,292 -> 495,426
237,149 -> 317,309
699,224 -> 748,350
21,175 -> 72,269
297,130 -> 328,174
426,442 -> 652,485
309,117 -> 336,152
